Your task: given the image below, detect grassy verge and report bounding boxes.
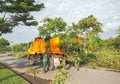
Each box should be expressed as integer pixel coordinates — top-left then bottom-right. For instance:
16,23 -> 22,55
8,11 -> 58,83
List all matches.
85,50 -> 120,71
0,64 -> 28,84
8,52 -> 27,58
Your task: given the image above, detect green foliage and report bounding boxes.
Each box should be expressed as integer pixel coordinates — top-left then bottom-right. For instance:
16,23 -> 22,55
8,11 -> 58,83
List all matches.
0,0 -> 44,36
0,38 -> 10,48
87,35 -> 103,50
67,22 -> 82,37
0,64 -> 27,84
0,16 -> 13,35
57,18 -> 119,71
94,51 -> 120,70
12,44 -> 23,52
78,15 -> 103,34
84,53 -> 97,68
51,68 -> 70,84
102,36 -> 120,51
0,0 -> 44,13
38,17 -> 67,36
60,35 -> 85,67
0,17 -> 4,22
65,49 -> 83,67
74,15 -> 103,54
84,51 -> 120,71
0,47 -> 11,54
114,36 -> 120,50
51,58 -> 70,84
12,43 -> 28,52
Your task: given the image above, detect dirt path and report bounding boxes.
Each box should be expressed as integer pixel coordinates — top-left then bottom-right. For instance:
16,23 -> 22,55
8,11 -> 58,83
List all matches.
0,54 -> 120,84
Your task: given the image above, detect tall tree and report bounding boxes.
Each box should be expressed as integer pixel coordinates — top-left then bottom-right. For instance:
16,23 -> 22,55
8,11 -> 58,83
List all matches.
0,0 -> 44,36
78,15 -> 103,37
38,17 -> 67,36
77,15 -> 103,52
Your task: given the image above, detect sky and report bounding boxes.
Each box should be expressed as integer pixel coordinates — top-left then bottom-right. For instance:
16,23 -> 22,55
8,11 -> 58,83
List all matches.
1,0 -> 120,44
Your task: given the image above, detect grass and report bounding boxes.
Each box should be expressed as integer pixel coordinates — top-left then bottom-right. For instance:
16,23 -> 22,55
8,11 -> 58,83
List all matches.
8,51 -> 27,58
0,64 -> 27,84
85,50 -> 120,71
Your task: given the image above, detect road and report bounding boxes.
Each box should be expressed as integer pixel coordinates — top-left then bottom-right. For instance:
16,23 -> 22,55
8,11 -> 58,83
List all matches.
0,54 -> 120,84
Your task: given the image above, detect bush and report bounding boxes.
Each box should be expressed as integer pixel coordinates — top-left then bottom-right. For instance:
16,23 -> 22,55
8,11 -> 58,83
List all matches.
51,68 -> 70,84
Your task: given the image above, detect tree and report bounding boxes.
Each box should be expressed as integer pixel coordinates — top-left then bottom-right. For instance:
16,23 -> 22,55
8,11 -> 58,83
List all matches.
78,15 -> 103,35
38,17 -> 67,36
12,44 -> 23,52
0,38 -> 10,48
67,22 -> 82,38
77,15 -> 103,52
0,0 -> 44,36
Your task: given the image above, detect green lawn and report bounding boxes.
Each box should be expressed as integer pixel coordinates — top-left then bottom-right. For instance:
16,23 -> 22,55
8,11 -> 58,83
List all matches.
0,64 -> 27,84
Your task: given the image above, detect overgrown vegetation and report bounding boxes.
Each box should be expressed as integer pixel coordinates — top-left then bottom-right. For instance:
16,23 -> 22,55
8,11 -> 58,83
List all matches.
90,51 -> 120,70
51,68 -> 70,84
51,60 -> 70,84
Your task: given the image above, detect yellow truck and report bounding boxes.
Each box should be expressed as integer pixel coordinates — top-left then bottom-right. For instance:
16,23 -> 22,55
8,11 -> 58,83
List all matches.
27,36 -> 64,70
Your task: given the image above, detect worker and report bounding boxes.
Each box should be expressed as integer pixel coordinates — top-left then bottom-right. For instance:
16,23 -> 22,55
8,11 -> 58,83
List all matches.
42,51 -> 49,73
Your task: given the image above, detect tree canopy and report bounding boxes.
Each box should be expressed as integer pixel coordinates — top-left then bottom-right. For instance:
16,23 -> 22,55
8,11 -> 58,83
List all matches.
38,17 -> 67,36
77,15 -> 103,37
63,15 -> 103,52
0,0 -> 44,36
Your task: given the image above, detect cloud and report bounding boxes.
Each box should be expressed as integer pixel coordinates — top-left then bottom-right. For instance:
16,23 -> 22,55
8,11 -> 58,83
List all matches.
100,20 -> 120,39
38,0 -> 120,24
1,0 -> 120,43
104,21 -> 120,32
